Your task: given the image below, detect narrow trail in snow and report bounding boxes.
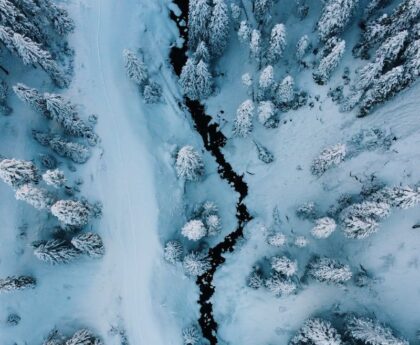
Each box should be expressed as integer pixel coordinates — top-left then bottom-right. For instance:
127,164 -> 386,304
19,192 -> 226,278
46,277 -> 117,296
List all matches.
169,2 -> 252,344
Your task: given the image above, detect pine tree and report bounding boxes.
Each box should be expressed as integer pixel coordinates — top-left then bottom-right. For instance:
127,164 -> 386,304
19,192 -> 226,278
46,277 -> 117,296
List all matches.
249,29 -> 261,62
33,240 -> 81,264
233,99 -> 254,137
71,232 -> 105,258
403,38 -> 420,81
340,201 -> 390,239
13,83 -> 47,114
375,30 -> 408,65
179,58 -> 213,100
313,39 -> 346,84
65,329 -> 103,345
296,35 -> 311,61
0,275 -> 36,293
15,184 -> 55,210
205,214 -> 221,236
271,256 -> 298,277
257,100 -> 276,127
0,158 -> 39,187
42,169 -> 66,188
51,200 -> 93,226
183,251 -> 211,276
0,79 -> 11,115
296,201 -> 318,220
267,23 -> 287,64
188,0 -> 211,48
182,325 -> 201,345
317,0 -> 359,41
265,272 -> 297,296
164,240 -> 184,264
294,236 -> 309,248
346,316 -> 409,345
122,49 -> 149,88
311,217 -> 336,239
143,81 -> 162,104
181,219 -> 207,241
257,65 -> 275,100
175,145 -> 204,181
311,143 -> 346,176
254,0 -> 273,25
247,268 -> 264,289
194,41 -> 210,62
276,75 -> 294,105
230,3 -> 241,26
291,318 -> 342,345
38,0 -> 75,36
237,20 -> 251,44
195,59 -> 213,99
372,186 -> 420,209
254,141 -> 274,163
359,66 -> 408,116
308,257 -> 352,284
33,131 -> 91,164
208,0 -> 229,56
267,232 -> 287,247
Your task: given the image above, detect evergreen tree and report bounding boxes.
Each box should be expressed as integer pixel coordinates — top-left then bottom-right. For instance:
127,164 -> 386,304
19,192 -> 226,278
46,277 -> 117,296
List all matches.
143,81 -> 162,104
204,214 -> 221,236
311,217 -> 337,239
291,318 -> 342,345
254,0 -> 273,25
195,59 -> 213,99
37,0 -> 75,36
188,0 -> 211,48
51,200 -> 93,226
33,240 -> 81,264
33,131 -> 91,164
179,58 -> 213,100
276,75 -> 294,105
249,29 -> 262,62
122,49 -> 149,88
313,39 -> 346,84
311,143 -> 346,176
317,0 -> 358,41
65,329 -> 103,345
346,316 -> 409,345
208,0 -> 229,56
182,325 -> 201,345
233,99 -> 254,137
0,275 -> 36,293
294,235 -> 309,248
194,41 -> 210,62
265,272 -> 297,297
340,201 -> 390,239
403,38 -> 420,80
15,184 -> 55,210
0,158 -> 38,187
266,232 -> 286,247
175,145 -> 204,181
230,3 -> 242,27
181,219 -> 207,241
13,83 -> 47,114
164,240 -> 184,264
372,186 -> 420,209
247,268 -> 264,289
254,141 -> 274,163
183,251 -> 211,276
267,23 -> 287,64
308,257 -> 352,284
42,169 -> 66,188
296,34 -> 311,61
71,232 -> 105,258
271,256 -> 298,277
257,65 -> 275,100
0,79 -> 11,115
237,20 -> 251,44
257,100 -> 276,127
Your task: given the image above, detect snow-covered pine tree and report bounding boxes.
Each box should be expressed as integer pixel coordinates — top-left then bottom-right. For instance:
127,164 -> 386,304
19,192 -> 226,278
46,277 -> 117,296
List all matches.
267,23 -> 287,64
182,325 -> 201,345
346,315 -> 409,345
205,214 -> 221,236
194,41 -> 210,62
195,59 -> 213,99
71,232 -> 105,258
247,268 -> 264,289
33,240 -> 81,264
267,232 -> 286,247
208,0 -> 229,56
233,99 -> 254,137
179,58 -> 213,100
276,75 -> 295,105
188,0 -> 211,48
265,272 -> 297,296
15,184 -> 55,210
271,256 -> 298,277
291,318 -> 342,345
42,169 -> 66,188
257,100 -> 276,127
296,34 -> 311,61
249,29 -> 261,62
51,200 -> 93,227
294,236 -> 309,248
164,240 -> 184,264
317,0 -> 359,41
359,66 -> 408,116
230,3 -> 241,27
313,39 -> 345,84
143,81 -> 162,104
311,217 -> 337,239
372,186 -> 420,209
403,38 -> 420,81
183,251 -> 211,276
175,145 -> 204,181
296,201 -> 318,220
38,0 -> 75,36
238,20 -> 251,44
0,275 -> 36,293
308,257 -> 352,284
340,201 -> 390,239
311,143 -> 346,176
375,30 -> 408,66
257,65 -> 275,100
33,131 -> 91,164
254,0 -> 274,25
181,219 -> 207,241
65,329 -> 103,345
13,83 -> 48,114
254,141 -> 274,163
0,158 -> 39,187
0,79 -> 11,115
122,49 -> 149,88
